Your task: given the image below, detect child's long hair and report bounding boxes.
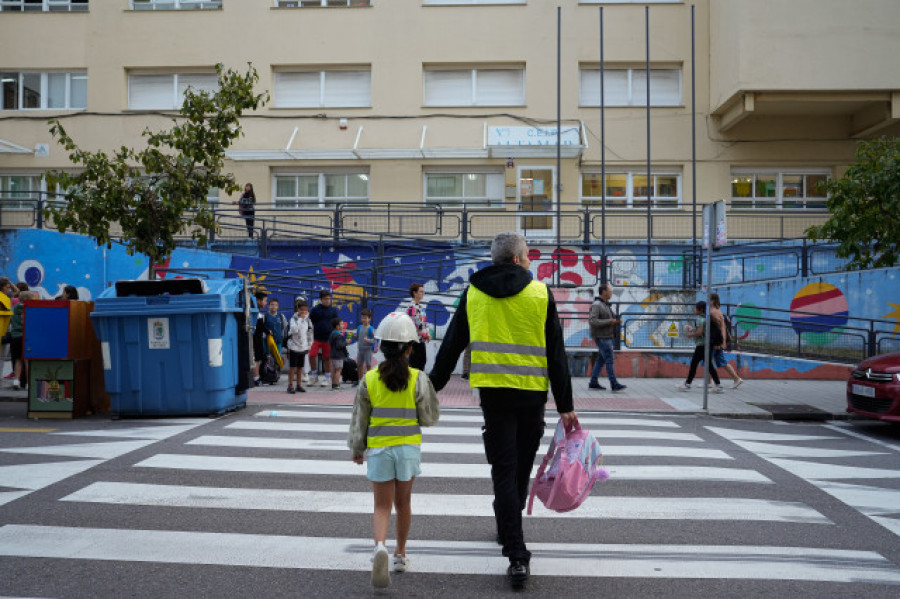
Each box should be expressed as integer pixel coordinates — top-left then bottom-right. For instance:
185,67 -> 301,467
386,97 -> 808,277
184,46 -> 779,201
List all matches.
378,340 -> 412,392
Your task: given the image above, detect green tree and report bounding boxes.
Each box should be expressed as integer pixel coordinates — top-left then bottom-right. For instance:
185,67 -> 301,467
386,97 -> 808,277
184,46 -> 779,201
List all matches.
46,64 -> 267,274
807,137 -> 900,269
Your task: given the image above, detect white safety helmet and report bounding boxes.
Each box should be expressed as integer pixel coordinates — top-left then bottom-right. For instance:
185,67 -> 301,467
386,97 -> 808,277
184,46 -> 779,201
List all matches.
375,311 -> 419,343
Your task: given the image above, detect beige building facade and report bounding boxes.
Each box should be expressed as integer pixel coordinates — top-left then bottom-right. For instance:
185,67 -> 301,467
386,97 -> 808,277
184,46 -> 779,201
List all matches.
1,0 -> 898,243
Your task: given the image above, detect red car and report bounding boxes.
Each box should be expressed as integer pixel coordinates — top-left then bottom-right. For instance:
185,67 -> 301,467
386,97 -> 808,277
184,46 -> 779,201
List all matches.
847,351 -> 900,422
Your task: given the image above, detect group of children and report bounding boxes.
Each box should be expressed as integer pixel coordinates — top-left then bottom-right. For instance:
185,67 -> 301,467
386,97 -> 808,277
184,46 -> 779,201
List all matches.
253,291 -> 378,393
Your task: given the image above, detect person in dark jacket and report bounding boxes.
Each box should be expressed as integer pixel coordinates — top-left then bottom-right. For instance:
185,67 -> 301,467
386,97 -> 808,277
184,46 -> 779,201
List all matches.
588,282 -> 626,391
309,290 -> 339,387
429,231 -> 576,590
231,182 -> 256,239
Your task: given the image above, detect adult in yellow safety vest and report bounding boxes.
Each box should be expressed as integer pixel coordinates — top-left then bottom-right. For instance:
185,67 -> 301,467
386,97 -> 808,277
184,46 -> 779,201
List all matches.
348,311 -> 440,589
429,231 -> 577,591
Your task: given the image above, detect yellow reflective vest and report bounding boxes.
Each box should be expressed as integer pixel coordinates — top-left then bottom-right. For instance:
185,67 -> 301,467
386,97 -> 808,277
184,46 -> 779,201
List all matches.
366,367 -> 422,448
467,280 -> 549,391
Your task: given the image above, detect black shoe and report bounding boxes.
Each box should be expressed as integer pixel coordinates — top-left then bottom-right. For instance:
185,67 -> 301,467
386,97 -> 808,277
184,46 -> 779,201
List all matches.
612,383 -> 627,392
588,381 -> 606,390
461,373 -> 469,380
297,386 -> 306,393
286,386 -> 295,394
507,560 -> 529,589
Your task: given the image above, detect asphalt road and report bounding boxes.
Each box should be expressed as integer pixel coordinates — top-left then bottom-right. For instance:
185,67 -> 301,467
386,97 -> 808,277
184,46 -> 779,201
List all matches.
1,402 -> 899,598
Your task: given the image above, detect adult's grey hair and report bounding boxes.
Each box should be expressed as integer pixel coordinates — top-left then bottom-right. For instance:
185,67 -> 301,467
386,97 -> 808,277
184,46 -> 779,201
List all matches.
598,282 -> 612,295
491,231 -> 527,265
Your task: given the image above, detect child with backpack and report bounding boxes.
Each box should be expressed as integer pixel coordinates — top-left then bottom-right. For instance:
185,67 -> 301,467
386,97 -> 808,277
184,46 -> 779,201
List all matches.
677,300 -> 725,393
355,308 -> 376,385
285,299 -> 312,394
328,317 -> 350,390
347,312 -> 440,589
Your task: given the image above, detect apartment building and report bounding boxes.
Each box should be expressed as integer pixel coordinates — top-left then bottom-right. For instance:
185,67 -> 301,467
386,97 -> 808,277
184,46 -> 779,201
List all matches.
1,0 -> 898,243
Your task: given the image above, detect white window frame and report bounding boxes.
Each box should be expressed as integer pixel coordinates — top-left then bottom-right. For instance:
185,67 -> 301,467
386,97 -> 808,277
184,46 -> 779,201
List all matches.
0,71 -> 87,111
424,66 -> 525,107
0,0 -> 88,11
423,1 -> 524,5
580,170 -> 681,209
423,168 -> 504,208
273,170 -> 370,209
130,0 -> 221,9
274,1 -> 371,7
127,72 -> 218,110
273,68 -> 371,108
0,173 -> 66,210
579,66 -> 682,107
730,168 -> 830,211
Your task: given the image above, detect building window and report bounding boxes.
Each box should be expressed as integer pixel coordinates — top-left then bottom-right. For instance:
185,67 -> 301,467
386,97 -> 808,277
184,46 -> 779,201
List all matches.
424,170 -> 504,207
581,170 -> 680,209
274,171 -> 369,208
579,66 -> 681,107
0,174 -> 46,210
580,1 -> 681,4
273,69 -> 371,108
424,67 -> 525,107
130,0 -> 221,9
731,170 -> 829,210
275,1 -> 370,7
127,72 -> 217,110
0,0 -> 87,10
0,72 -> 87,110
424,1 -> 523,5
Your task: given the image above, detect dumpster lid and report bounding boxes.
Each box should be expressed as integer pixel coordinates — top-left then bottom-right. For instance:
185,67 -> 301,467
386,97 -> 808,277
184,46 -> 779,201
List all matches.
115,279 -> 208,297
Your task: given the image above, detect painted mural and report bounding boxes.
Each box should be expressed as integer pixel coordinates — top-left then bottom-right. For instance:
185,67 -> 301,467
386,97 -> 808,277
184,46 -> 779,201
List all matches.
2,229 -> 895,377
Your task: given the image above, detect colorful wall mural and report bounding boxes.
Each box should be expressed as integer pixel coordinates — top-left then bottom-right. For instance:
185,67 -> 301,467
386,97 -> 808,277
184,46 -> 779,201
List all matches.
2,229 -> 894,377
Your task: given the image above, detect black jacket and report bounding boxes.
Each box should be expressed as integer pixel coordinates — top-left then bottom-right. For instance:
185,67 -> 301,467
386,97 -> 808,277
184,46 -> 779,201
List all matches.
429,263 -> 573,413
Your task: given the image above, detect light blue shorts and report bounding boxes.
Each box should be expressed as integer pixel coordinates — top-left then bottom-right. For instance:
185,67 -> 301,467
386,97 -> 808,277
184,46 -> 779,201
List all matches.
366,445 -> 422,482
713,348 -> 728,368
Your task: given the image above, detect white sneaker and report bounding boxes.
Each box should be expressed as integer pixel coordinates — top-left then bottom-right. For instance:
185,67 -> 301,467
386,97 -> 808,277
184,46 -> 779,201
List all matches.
713,386 -> 726,394
733,378 -> 744,389
676,383 -> 691,392
371,543 -> 390,588
12,379 -> 21,390
319,376 -> 329,387
301,373 -> 310,384
393,555 -> 409,572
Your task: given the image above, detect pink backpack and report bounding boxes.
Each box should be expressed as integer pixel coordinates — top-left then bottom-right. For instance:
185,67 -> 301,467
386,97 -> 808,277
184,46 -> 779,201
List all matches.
527,419 -> 609,515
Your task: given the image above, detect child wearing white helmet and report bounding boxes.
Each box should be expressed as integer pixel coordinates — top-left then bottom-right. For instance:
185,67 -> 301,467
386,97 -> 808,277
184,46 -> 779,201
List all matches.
347,311 -> 441,589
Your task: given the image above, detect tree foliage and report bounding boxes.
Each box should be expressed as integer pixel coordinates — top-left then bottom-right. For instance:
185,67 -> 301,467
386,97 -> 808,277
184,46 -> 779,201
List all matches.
806,137 -> 900,269
46,64 -> 267,270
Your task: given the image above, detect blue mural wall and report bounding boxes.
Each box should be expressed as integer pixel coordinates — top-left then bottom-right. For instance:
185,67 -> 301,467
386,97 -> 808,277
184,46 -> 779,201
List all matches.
3,229 -> 891,364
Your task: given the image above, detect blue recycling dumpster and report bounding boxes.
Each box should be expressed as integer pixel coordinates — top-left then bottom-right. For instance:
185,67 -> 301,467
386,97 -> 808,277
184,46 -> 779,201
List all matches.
91,278 -> 250,416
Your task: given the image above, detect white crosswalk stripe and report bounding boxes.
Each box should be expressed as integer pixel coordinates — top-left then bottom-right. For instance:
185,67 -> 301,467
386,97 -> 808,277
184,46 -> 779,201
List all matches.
2,405 -> 900,588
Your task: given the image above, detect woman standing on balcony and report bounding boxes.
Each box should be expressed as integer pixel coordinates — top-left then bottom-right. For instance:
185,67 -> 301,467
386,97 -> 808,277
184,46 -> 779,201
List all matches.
232,182 -> 256,239
405,283 -> 430,370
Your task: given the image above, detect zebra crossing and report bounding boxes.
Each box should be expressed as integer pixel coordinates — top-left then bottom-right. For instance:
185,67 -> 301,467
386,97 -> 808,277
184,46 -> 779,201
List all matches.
2,405 -> 900,591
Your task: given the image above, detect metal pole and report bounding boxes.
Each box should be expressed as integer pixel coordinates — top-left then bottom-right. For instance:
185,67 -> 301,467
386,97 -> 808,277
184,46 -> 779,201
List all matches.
703,240 -> 712,410
600,6 -> 607,285
691,5 -> 698,287
556,6 -> 562,279
645,6 -> 652,286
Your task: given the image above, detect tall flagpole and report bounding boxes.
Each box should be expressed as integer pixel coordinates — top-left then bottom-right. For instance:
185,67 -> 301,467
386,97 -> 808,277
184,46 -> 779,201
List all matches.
556,5 -> 562,284
645,6 -> 652,285
691,4 -> 698,287
600,6 -> 607,285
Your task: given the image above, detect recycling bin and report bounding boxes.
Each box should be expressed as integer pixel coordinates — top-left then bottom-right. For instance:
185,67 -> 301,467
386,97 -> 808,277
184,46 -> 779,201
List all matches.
91,278 -> 250,416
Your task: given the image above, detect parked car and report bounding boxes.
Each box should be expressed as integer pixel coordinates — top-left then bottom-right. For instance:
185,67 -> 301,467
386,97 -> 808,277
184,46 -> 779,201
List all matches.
847,351 -> 900,422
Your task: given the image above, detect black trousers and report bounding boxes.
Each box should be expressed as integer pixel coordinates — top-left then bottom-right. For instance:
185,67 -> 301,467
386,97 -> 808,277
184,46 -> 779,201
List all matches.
481,401 -> 545,563
243,216 -> 255,238
685,344 -> 721,385
409,340 -> 426,370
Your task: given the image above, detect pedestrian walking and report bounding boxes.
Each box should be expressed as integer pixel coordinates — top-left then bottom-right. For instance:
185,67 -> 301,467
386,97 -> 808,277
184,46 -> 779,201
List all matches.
678,300 -> 725,393
328,317 -> 349,390
285,299 -> 312,394
348,311 -> 440,589
428,231 -> 576,590
588,282 -> 627,392
355,308 -> 376,383
709,292 -> 744,389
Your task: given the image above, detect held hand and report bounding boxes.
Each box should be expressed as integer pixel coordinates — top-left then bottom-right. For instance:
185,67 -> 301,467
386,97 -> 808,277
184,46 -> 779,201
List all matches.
560,411 -> 578,429
352,454 -> 364,465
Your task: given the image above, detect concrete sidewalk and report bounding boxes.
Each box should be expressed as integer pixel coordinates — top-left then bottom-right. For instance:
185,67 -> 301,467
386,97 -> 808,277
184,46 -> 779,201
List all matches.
247,375 -> 851,420
0,373 -> 850,420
